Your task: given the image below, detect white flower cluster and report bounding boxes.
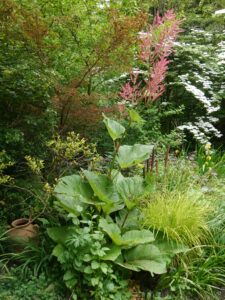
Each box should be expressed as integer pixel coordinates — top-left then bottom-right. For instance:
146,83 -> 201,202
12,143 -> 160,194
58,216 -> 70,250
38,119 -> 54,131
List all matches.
217,40 -> 225,65
179,74 -> 220,114
178,118 -> 222,144
175,28 -> 224,144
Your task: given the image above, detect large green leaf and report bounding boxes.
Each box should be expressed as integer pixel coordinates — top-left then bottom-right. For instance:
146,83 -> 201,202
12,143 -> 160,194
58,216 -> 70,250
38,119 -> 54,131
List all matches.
99,219 -> 122,245
54,175 -> 93,214
152,233 -> 189,263
117,177 -> 145,209
47,226 -> 74,245
128,109 -> 144,123
122,230 -> 154,246
103,114 -> 125,140
52,244 -> 65,258
83,170 -> 124,213
101,244 -> 121,261
116,208 -> 141,230
99,219 -> 154,248
116,254 -> 140,271
117,144 -> 154,168
111,170 -> 124,185
121,244 -> 167,274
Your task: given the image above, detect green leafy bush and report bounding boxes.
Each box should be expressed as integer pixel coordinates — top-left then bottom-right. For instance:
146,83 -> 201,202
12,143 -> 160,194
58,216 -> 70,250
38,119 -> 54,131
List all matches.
0,267 -> 65,300
48,213 -> 131,300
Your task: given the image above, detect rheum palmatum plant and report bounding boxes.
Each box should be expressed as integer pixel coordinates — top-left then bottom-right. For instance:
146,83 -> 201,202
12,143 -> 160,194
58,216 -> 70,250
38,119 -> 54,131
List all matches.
48,113 -> 187,299
119,9 -> 183,105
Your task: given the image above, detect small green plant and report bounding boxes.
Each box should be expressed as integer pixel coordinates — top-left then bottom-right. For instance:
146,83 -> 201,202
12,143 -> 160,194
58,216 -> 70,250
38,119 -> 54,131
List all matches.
195,143 -> 225,176
7,231 -> 59,278
157,247 -> 225,300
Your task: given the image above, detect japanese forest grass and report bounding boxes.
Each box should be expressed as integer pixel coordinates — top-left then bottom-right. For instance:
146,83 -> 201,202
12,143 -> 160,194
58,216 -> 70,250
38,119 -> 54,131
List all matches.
139,159 -> 217,253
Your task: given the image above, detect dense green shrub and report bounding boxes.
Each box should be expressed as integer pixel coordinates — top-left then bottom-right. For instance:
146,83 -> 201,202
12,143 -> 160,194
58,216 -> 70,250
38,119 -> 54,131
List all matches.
0,268 -> 66,300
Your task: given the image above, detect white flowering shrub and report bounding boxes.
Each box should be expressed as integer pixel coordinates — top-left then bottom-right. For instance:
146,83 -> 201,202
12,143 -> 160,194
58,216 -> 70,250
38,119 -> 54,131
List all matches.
167,26 -> 224,144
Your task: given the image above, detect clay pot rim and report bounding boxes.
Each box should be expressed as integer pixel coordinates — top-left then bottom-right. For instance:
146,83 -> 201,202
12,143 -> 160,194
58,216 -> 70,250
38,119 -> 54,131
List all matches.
11,218 -> 31,229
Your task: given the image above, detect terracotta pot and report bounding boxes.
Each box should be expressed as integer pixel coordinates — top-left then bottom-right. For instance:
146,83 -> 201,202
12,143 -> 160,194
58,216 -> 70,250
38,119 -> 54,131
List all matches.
7,218 -> 39,252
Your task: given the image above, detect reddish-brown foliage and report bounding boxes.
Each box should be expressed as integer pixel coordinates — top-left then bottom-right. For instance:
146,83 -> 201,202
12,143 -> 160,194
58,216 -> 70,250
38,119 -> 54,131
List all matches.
53,83 -> 116,137
0,0 -> 49,49
52,9 -> 148,136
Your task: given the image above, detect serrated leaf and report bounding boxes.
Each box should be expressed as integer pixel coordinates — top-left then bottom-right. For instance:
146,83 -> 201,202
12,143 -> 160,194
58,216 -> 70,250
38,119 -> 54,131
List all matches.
63,270 -> 75,281
83,254 -> 92,262
91,277 -> 99,286
91,261 -> 100,269
100,262 -> 108,274
129,109 -> 144,123
105,282 -> 115,291
54,175 -> 93,214
117,144 -> 154,168
84,266 -> 93,274
103,114 -> 125,140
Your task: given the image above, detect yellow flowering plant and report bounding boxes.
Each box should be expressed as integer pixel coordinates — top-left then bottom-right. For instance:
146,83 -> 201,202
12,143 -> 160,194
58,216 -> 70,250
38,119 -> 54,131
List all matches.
195,142 -> 225,176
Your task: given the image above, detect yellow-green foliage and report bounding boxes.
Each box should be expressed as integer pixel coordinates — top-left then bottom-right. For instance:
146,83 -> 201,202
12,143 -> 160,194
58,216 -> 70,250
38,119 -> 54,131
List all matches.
24,132 -> 101,187
25,156 -> 44,175
46,131 -> 100,168
0,150 -> 14,184
141,190 -> 211,248
140,160 -> 213,249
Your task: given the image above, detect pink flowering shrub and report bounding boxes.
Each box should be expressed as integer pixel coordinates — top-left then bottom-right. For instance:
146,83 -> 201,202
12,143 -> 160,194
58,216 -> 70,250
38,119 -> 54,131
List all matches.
119,10 -> 183,106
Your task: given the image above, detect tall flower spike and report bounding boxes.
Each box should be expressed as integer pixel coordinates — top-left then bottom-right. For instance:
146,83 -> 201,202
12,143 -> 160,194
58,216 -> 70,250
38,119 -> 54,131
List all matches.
120,10 -> 183,105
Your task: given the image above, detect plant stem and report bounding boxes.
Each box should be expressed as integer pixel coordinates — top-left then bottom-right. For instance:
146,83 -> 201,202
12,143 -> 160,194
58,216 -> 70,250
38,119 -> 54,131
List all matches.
165,144 -> 170,169
107,118 -> 132,178
143,166 -> 146,178
151,148 -> 155,173
121,210 -> 130,229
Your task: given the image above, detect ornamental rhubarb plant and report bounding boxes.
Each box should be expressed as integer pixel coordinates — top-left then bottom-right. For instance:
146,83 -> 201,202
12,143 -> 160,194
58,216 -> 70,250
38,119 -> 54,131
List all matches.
48,112 -> 188,299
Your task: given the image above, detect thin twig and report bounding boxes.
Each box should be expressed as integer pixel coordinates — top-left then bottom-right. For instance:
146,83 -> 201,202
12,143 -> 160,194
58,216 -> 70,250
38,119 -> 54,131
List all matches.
143,166 -> 146,179
151,148 -> 155,173
147,158 -> 150,173
165,144 -> 170,169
